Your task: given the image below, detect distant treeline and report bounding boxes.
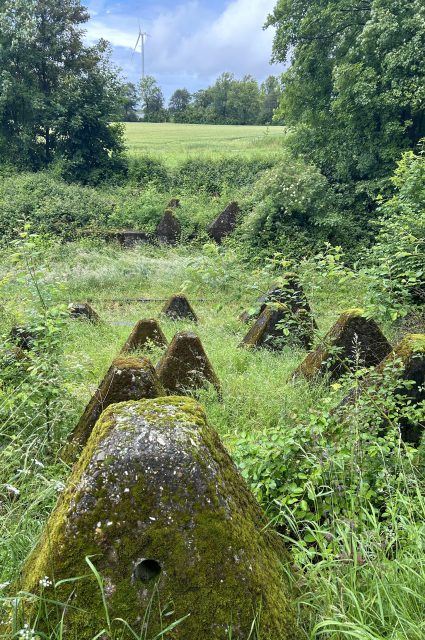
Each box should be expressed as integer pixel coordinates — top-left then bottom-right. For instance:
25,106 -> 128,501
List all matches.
115,73 -> 283,126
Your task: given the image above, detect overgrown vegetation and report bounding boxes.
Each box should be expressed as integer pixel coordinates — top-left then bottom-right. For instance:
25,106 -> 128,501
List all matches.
1,0 -> 425,637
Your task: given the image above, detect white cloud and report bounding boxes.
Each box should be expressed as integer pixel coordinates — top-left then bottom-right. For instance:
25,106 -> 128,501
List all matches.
85,0 -> 283,95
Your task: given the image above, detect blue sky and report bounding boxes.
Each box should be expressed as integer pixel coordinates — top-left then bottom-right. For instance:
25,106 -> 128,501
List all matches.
84,0 -> 284,100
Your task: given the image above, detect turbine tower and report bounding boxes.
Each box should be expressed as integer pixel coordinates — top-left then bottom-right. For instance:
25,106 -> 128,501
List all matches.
134,23 -> 150,81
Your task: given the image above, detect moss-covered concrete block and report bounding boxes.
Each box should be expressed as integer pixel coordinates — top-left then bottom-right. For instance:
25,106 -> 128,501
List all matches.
120,319 -> 168,354
207,201 -> 240,244
155,209 -> 181,245
20,397 -> 299,640
240,274 -> 316,322
337,334 -> 425,445
240,307 -> 285,350
156,331 -> 220,395
240,275 -> 317,348
161,294 -> 198,322
68,302 -> 100,323
295,309 -> 392,381
65,356 -> 165,461
240,302 -> 314,351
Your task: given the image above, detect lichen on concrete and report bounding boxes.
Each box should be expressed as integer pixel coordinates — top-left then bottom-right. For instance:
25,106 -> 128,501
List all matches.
120,319 -> 168,354
19,397 -> 300,640
294,309 -> 392,381
207,201 -> 240,244
155,209 -> 181,245
156,331 -> 220,395
161,294 -> 198,322
65,356 -> 165,461
68,302 -> 100,323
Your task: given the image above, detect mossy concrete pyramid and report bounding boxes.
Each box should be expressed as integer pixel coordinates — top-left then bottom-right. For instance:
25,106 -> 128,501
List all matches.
20,398 -> 299,640
240,307 -> 289,350
295,309 -> 392,381
66,356 -> 165,460
156,331 -> 220,394
207,201 -> 240,244
240,274 -> 316,327
120,319 -> 167,353
338,334 -> 425,445
155,209 -> 181,244
68,302 -> 100,323
162,293 -> 198,322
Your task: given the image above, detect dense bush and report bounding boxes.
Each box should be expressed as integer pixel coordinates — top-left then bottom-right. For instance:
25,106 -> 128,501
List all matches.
0,153 -> 282,241
367,145 -> 425,320
234,359 -> 424,534
240,154 -> 354,255
127,155 -> 171,190
0,173 -> 116,239
173,155 -> 277,195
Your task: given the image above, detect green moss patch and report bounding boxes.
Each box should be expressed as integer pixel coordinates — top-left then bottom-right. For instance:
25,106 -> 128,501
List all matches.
20,397 -> 299,640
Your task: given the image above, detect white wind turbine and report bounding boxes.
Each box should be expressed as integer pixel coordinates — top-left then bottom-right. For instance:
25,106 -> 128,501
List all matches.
133,22 -> 150,82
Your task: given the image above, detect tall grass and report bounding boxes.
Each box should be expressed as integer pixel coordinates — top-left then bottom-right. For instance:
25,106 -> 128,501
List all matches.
0,240 -> 424,638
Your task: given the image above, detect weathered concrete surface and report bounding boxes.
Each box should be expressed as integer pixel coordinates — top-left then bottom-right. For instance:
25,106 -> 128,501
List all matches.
65,356 -> 165,461
207,201 -> 240,244
161,294 -> 198,322
294,309 -> 392,381
120,319 -> 168,354
68,303 -> 100,323
156,331 -> 220,395
20,397 -> 299,640
240,275 -> 316,327
155,210 -> 181,245
240,307 -> 289,350
337,334 -> 425,445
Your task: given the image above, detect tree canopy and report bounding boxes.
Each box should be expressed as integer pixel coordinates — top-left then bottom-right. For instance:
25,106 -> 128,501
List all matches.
139,76 -> 167,122
267,0 -> 425,182
166,73 -> 282,125
0,0 -> 126,182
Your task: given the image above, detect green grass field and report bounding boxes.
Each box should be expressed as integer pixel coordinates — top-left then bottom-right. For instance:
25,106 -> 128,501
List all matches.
124,122 -> 286,163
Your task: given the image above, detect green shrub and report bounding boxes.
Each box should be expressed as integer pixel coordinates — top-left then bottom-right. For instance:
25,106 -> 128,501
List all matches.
173,155 -> 276,194
367,145 -> 425,320
240,153 -> 352,254
0,173 -> 115,240
127,155 -> 171,190
234,359 -> 424,535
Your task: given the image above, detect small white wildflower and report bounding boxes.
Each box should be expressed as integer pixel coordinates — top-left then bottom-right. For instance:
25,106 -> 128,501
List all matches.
33,459 -> 44,468
39,576 -> 52,588
18,623 -> 36,639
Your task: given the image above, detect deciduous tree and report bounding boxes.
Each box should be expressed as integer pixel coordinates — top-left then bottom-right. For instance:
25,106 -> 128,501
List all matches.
0,0 -> 125,181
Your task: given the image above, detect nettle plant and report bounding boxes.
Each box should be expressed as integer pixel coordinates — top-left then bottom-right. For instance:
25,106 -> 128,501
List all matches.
0,231 -> 73,446
234,355 -> 425,551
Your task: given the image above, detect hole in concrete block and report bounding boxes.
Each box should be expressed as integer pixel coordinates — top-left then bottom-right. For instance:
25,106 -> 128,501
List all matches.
134,558 -> 161,582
